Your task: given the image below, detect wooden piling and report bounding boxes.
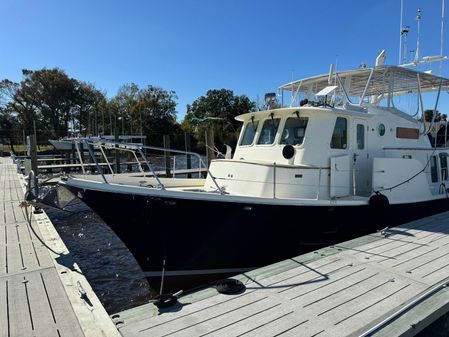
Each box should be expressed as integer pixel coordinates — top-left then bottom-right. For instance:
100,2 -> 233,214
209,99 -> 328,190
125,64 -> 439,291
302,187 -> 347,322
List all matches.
29,134 -> 38,196
184,132 -> 192,178
115,133 -> 121,174
71,142 -> 76,165
163,134 -> 172,178
205,127 -> 215,168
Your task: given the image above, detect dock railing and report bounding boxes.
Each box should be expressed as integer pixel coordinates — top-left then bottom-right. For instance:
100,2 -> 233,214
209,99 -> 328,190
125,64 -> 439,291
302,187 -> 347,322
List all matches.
78,139 -> 225,194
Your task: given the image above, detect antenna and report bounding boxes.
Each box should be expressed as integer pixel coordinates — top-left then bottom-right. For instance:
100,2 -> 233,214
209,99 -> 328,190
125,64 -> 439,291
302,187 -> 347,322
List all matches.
415,8 -> 422,63
442,1 -> 445,56
328,63 -> 334,85
401,26 -> 410,64
441,0 -> 445,75
399,0 -> 404,64
375,50 -> 386,66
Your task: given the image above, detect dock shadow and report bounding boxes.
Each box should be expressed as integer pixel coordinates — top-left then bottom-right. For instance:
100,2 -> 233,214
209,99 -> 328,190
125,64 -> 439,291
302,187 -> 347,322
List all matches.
55,253 -> 83,275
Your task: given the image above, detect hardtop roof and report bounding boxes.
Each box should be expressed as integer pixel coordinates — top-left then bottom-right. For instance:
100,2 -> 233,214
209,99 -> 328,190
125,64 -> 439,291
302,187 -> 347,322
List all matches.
279,65 -> 449,97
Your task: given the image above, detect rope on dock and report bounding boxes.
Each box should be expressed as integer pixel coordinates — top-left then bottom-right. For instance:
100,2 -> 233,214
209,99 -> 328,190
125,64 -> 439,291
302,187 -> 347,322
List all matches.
19,199 -> 63,256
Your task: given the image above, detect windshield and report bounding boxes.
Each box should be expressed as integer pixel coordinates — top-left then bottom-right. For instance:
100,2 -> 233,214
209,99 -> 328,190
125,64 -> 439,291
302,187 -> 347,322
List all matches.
280,117 -> 308,145
240,120 -> 259,146
257,118 -> 281,145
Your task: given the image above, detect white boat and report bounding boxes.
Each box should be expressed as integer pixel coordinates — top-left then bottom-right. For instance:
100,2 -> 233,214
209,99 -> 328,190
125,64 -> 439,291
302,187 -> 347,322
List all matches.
49,135 -> 146,150
58,52 -> 449,289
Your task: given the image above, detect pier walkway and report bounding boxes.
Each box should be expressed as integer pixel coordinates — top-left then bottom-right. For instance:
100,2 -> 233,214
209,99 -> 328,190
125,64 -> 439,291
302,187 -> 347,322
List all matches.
0,157 -> 120,337
114,212 -> 449,336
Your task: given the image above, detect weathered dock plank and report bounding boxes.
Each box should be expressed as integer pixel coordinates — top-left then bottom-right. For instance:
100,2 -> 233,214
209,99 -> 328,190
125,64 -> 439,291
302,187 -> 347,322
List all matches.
0,157 -> 120,337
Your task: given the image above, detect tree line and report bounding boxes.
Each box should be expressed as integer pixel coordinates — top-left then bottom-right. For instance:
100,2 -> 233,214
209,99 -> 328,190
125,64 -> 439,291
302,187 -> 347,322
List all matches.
0,68 -> 256,152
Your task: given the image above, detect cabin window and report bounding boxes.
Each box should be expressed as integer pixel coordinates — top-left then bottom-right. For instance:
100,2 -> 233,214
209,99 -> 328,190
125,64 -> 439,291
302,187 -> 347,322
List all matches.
280,117 -> 309,146
431,156 -> 438,183
356,124 -> 365,149
378,123 -> 386,136
257,118 -> 280,145
240,120 -> 259,146
330,117 -> 347,149
440,153 -> 448,181
396,127 -> 419,139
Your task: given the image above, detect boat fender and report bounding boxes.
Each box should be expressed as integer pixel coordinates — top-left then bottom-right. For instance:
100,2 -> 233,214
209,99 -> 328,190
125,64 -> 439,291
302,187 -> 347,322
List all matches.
369,192 -> 390,209
282,145 -> 295,160
216,278 -> 246,294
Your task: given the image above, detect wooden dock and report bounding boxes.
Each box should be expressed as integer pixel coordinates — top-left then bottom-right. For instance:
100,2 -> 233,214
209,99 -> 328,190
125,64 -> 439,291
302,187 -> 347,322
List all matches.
113,212 -> 449,336
0,157 -> 120,337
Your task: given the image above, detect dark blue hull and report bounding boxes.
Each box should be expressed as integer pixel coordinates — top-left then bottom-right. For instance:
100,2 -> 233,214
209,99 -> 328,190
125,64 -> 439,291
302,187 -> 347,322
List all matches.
71,187 -> 449,291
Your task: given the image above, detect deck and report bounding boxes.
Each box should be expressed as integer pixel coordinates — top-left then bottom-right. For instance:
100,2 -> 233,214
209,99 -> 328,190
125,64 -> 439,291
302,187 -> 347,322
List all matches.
114,212 -> 449,336
0,156 -> 120,337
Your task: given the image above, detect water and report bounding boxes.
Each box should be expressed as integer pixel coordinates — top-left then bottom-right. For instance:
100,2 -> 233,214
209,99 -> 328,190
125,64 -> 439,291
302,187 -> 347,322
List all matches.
38,153 -> 207,314
44,201 -> 152,314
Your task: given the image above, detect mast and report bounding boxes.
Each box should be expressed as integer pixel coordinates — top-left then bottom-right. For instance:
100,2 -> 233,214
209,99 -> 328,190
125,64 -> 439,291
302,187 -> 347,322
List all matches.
399,0 -> 403,64
415,8 -> 422,63
441,0 -> 445,75
401,26 -> 409,64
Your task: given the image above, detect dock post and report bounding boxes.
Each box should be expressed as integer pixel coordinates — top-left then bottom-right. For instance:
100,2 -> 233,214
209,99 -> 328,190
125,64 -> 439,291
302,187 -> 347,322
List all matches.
71,142 -> 76,166
115,134 -> 121,174
184,132 -> 192,178
205,128 -> 215,168
29,134 -> 39,196
163,134 -> 172,178
79,142 -> 85,164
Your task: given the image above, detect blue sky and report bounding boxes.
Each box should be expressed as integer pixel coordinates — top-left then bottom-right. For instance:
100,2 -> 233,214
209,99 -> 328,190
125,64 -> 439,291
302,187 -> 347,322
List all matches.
0,0 -> 447,120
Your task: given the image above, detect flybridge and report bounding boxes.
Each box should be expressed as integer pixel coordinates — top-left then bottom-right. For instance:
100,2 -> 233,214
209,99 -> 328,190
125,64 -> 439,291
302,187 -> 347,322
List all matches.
278,65 -> 449,109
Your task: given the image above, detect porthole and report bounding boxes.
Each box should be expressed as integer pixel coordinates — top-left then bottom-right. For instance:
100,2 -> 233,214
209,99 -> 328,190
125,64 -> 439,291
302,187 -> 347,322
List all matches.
378,123 -> 386,136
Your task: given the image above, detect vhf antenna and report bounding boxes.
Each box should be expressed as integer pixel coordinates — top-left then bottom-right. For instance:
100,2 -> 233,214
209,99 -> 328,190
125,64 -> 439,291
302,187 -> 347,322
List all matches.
401,26 -> 410,64
441,0 -> 445,75
415,8 -> 422,63
398,0 -> 403,64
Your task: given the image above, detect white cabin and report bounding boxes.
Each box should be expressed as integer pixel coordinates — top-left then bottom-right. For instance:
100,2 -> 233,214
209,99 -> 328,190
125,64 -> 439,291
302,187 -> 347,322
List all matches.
205,66 -> 449,204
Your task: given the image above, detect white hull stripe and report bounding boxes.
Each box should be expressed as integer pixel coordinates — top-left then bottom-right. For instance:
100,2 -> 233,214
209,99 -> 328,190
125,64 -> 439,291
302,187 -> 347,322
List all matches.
142,267 -> 253,277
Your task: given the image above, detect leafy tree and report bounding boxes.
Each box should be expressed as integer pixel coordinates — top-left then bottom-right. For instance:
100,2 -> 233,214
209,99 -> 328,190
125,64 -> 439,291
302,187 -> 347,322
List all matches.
423,109 -> 447,122
0,77 -> 39,137
0,107 -> 21,147
72,82 -> 107,136
183,89 -> 255,151
108,83 -> 140,136
108,84 -> 180,147
11,69 -> 78,138
0,69 -> 107,141
139,85 -> 179,146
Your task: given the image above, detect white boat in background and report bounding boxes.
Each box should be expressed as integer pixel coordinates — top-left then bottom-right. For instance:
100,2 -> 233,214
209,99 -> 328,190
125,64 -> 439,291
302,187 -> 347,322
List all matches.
49,135 -> 146,150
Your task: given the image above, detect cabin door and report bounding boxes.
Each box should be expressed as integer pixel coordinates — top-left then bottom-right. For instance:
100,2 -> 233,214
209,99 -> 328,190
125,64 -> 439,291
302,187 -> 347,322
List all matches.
351,119 -> 370,196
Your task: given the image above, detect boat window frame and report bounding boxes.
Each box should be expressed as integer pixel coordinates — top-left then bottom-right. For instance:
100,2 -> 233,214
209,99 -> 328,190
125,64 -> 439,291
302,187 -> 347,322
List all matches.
330,116 -> 348,149
239,119 -> 260,147
356,123 -> 365,149
279,116 -> 309,146
439,152 -> 448,181
256,117 -> 281,146
430,155 -> 439,183
378,123 -> 386,137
